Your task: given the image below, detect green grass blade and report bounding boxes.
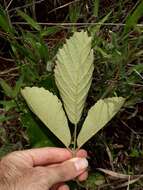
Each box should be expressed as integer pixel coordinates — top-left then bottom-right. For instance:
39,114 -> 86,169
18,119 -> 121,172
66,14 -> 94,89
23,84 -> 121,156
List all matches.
17,10 -> 41,31
124,1 -> 143,34
13,77 -> 23,98
89,11 -> 112,34
69,3 -> 81,23
0,79 -> 13,98
93,0 -> 99,17
40,26 -> 61,37
0,6 -> 13,33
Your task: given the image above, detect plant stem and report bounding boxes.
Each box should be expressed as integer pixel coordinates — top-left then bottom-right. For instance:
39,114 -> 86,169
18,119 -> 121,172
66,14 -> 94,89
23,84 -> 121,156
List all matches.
73,124 -> 85,187
32,0 -> 37,20
73,123 -> 77,156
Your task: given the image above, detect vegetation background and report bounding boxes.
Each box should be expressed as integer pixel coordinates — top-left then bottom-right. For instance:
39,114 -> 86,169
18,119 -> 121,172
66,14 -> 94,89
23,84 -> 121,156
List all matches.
0,0 -> 143,189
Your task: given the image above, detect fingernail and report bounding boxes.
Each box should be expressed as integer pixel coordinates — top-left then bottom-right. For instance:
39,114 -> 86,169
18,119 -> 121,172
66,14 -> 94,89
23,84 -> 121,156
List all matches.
71,158 -> 88,171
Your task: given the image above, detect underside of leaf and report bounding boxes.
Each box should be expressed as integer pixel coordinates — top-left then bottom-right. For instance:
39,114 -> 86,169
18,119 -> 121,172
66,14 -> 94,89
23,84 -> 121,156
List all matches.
77,97 -> 125,148
21,87 -> 71,147
54,31 -> 94,124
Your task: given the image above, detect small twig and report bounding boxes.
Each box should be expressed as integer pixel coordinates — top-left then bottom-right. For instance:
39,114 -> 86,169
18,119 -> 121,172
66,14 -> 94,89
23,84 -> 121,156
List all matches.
8,0 -> 45,13
105,144 -> 115,171
0,56 -> 14,62
48,0 -> 80,14
133,69 -> 143,80
5,0 -> 14,10
31,0 -> 37,20
121,120 -> 143,135
97,168 -> 143,180
128,83 -> 143,87
114,177 -> 142,189
11,22 -> 143,27
0,67 -> 19,76
127,175 -> 130,190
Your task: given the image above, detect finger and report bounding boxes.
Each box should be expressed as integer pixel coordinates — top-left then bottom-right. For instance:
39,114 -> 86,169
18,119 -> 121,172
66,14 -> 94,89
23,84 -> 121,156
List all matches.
6,148 -> 73,167
76,149 -> 87,158
44,157 -> 88,188
77,171 -> 88,181
48,149 -> 87,167
51,183 -> 70,190
51,182 -> 65,190
26,148 -> 73,166
49,163 -> 88,181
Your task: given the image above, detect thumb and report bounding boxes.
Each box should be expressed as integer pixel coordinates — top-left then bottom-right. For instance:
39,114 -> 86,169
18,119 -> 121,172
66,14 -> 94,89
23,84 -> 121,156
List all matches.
45,157 -> 88,187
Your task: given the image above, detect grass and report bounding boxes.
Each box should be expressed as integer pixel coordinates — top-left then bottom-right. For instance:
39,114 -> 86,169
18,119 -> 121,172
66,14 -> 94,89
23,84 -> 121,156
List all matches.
0,0 -> 143,189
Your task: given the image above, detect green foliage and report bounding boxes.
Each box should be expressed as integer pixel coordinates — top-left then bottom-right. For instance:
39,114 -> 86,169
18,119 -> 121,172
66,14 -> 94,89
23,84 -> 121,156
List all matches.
69,2 -> 81,23
17,10 -> 41,31
0,8 -> 61,86
93,0 -> 99,17
0,100 -> 16,112
89,11 -> 112,36
0,79 -> 13,98
124,1 -> 143,34
0,78 -> 23,98
21,112 -> 56,147
0,114 -> 14,123
83,173 -> 105,189
0,5 -> 13,33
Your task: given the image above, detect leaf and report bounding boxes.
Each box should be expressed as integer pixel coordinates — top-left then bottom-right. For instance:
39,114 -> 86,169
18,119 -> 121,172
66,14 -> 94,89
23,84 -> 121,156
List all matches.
0,79 -> 13,98
11,42 -> 35,62
40,26 -> 61,37
54,31 -> 94,124
77,97 -> 125,148
21,87 -> 71,147
13,77 -> 23,98
93,0 -> 99,17
69,3 -> 81,23
84,172 -> 105,189
89,12 -> 111,34
0,5 -> 13,33
0,100 -> 16,111
124,1 -> 143,34
0,115 -> 14,123
21,112 -> 56,147
17,10 -> 41,31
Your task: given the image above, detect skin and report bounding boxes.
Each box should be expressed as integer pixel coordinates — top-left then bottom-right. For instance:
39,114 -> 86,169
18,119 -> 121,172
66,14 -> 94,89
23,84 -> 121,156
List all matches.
0,148 -> 88,190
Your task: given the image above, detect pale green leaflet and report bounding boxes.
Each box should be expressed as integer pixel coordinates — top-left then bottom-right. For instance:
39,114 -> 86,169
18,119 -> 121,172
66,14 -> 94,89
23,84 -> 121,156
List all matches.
21,87 -> 71,147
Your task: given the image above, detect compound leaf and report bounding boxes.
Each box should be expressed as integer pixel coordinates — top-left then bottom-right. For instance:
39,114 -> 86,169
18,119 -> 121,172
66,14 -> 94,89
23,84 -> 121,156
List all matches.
77,97 -> 125,148
21,87 -> 71,147
54,31 -> 94,124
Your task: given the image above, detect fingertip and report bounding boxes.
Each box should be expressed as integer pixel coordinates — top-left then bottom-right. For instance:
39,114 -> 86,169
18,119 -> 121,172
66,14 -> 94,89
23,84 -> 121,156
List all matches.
76,149 -> 87,158
70,158 -> 88,172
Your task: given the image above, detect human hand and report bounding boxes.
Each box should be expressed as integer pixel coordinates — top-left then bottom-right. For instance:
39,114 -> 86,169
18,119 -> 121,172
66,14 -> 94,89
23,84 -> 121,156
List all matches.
0,147 -> 88,190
